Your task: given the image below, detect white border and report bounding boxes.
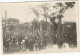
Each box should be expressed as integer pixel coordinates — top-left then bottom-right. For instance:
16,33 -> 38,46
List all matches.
0,0 -> 80,55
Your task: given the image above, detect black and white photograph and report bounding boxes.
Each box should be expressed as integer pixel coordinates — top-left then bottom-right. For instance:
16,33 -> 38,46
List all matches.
0,1 -> 79,54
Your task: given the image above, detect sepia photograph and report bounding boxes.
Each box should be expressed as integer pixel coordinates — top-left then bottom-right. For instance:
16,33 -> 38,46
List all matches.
0,1 -> 79,54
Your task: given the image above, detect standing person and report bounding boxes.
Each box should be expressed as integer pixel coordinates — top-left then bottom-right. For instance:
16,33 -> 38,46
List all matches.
34,39 -> 38,51
29,38 -> 35,51
25,37 -> 29,51
34,36 -> 39,51
3,36 -> 6,50
43,36 -> 47,48
13,36 -> 16,44
5,38 -> 10,51
18,37 -> 22,50
9,37 -> 12,45
20,39 -> 26,51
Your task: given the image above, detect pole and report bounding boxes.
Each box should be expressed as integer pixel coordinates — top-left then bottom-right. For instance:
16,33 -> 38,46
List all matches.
5,10 -> 7,37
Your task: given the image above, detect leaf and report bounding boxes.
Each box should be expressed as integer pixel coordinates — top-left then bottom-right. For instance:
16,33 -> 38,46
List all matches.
57,14 -> 64,19
50,17 -> 56,22
65,2 -> 75,9
56,2 -> 63,7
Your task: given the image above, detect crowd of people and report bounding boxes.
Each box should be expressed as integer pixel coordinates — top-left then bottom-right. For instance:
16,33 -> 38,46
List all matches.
3,32 -> 77,52
3,34 -> 54,52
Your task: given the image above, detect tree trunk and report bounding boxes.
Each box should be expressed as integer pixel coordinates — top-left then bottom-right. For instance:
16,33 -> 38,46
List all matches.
52,22 -> 56,44
57,18 -> 63,48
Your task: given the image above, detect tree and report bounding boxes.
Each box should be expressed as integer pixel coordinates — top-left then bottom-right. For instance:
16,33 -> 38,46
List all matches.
7,18 -> 19,31
2,18 -> 19,37
31,8 -> 40,35
17,22 -> 30,38
31,19 -> 40,35
40,3 -> 49,32
54,2 -> 75,47
41,2 -> 75,47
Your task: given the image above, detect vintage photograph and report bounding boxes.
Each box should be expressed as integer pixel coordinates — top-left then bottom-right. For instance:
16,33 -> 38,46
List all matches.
0,1 -> 79,54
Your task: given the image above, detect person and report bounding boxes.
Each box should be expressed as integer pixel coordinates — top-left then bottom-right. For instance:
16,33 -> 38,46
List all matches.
34,39 -> 39,51
18,37 -> 22,50
20,39 -> 26,51
4,38 -> 10,51
34,36 -> 39,51
25,37 -> 29,51
43,36 -> 47,48
3,36 -> 6,50
13,36 -> 16,44
28,38 -> 35,51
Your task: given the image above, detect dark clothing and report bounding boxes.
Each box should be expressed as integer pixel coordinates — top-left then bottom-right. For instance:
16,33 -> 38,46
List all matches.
18,37 -> 22,45
25,39 -> 29,49
3,38 -> 10,51
29,40 -> 35,51
13,38 -> 16,43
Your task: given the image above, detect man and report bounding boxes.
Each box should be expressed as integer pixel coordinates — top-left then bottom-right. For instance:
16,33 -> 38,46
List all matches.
29,39 -> 35,51
3,36 -> 6,50
20,39 -> 26,51
18,37 -> 22,50
25,37 -> 29,51
4,38 -> 10,51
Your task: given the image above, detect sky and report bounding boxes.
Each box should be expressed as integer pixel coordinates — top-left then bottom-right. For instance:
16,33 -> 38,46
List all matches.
0,2 -> 78,23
